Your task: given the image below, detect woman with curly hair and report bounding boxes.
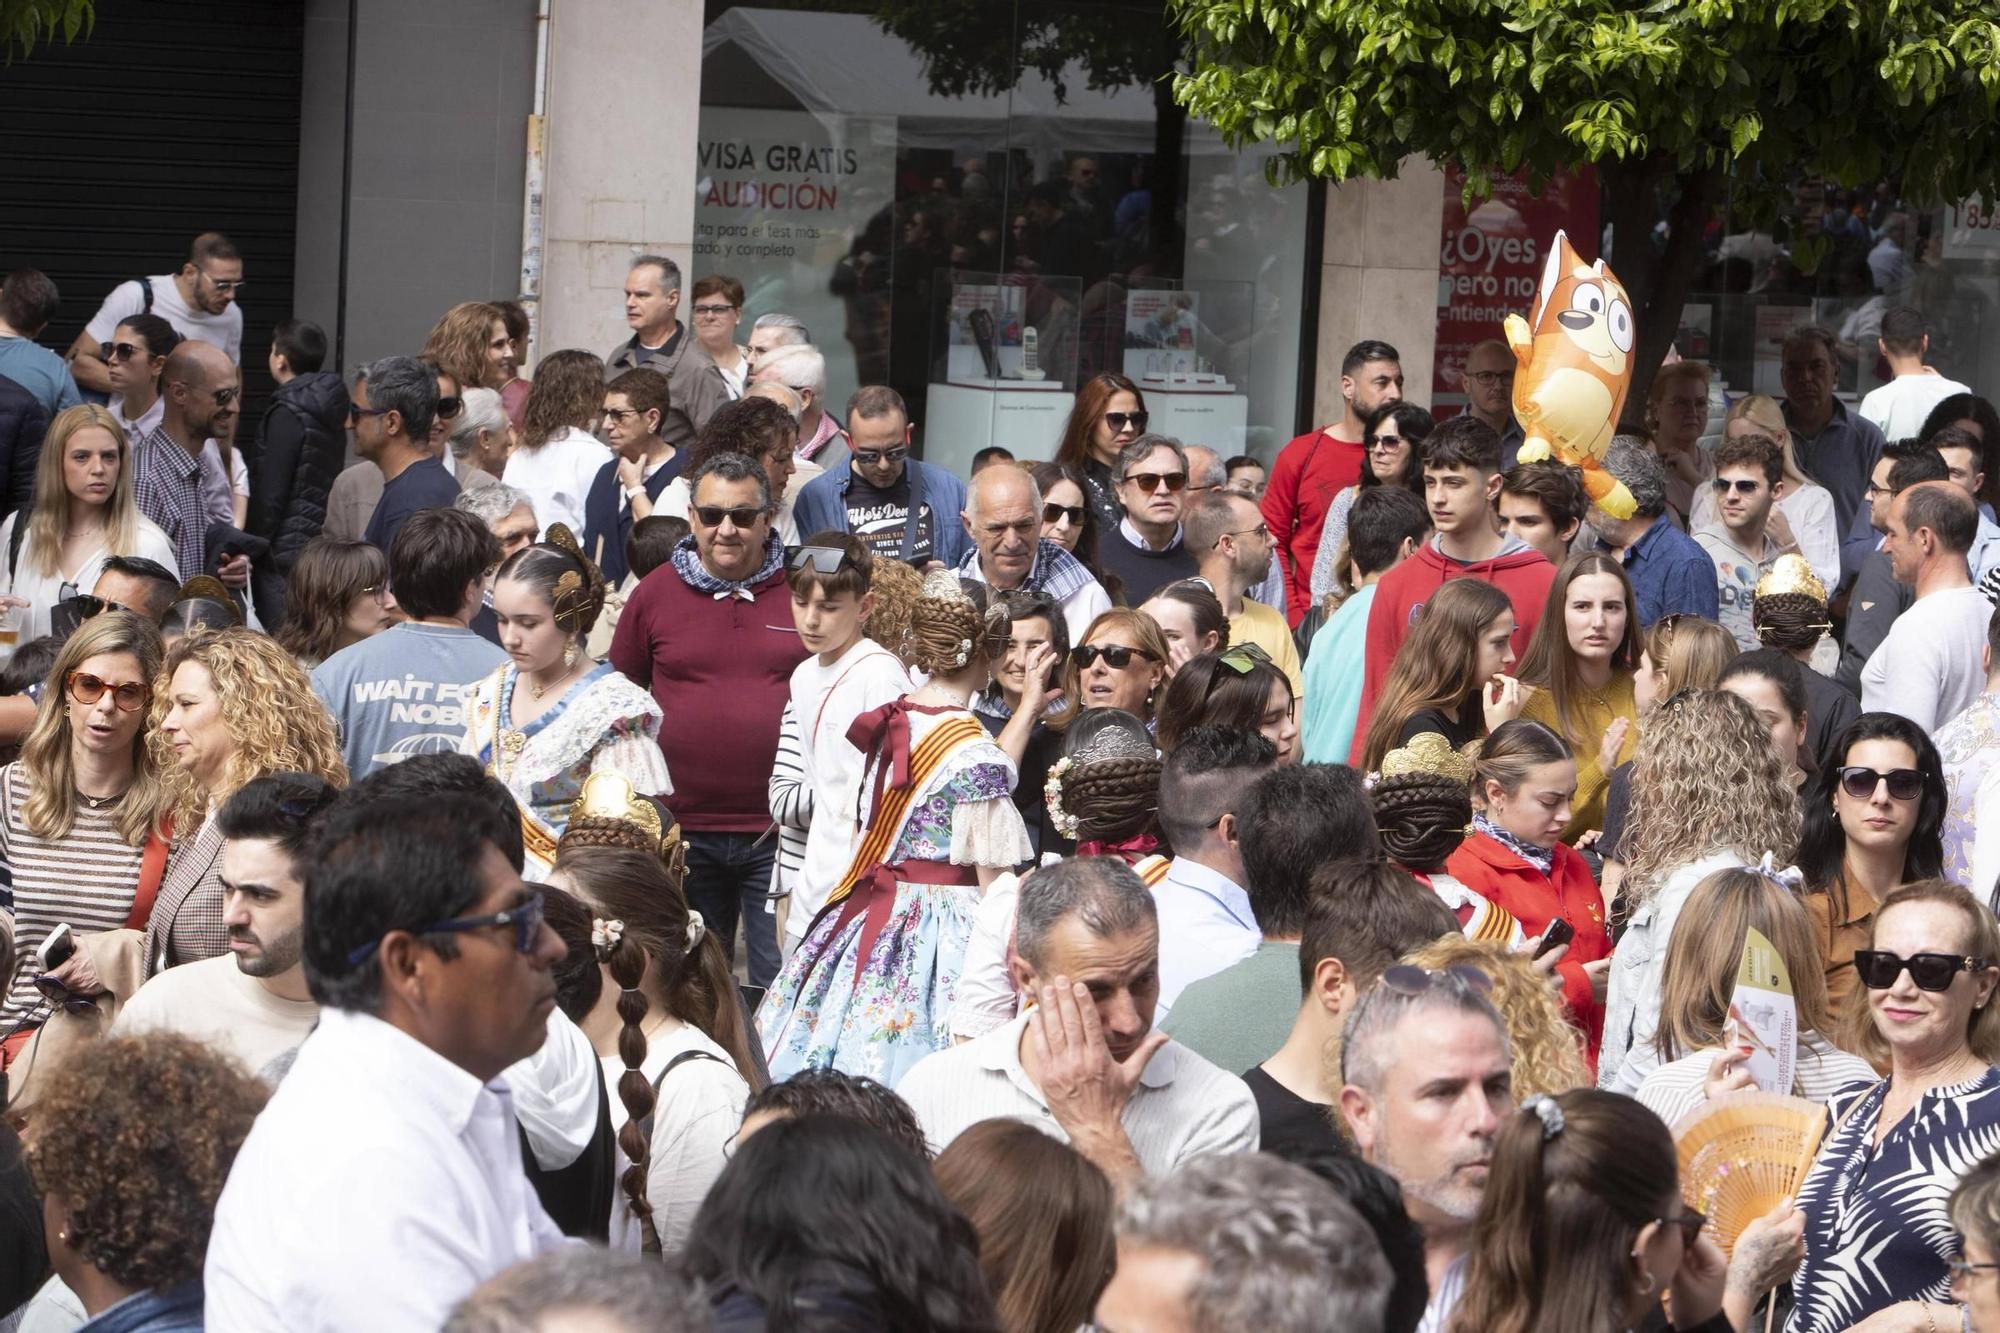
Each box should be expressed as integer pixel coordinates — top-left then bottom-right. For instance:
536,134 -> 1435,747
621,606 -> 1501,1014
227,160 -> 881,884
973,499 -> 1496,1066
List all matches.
26,1034 -> 267,1330
146,628 -> 347,974
274,538 -> 392,669
1051,372 -> 1148,533
1598,688 -> 1802,1094
1151,643 -> 1298,764
1055,607 -> 1168,729
758,571 -> 1032,1084
1517,551 -> 1642,842
1405,936 -> 1591,1099
423,300 -> 514,392
549,777 -> 757,1254
505,348 -> 610,534
461,527 -> 669,878
1307,401 -> 1434,603
0,614 -> 166,1051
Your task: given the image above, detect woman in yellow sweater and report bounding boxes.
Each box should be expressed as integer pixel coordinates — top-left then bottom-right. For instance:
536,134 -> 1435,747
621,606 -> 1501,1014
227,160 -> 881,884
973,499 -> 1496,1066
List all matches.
1518,551 -> 1640,843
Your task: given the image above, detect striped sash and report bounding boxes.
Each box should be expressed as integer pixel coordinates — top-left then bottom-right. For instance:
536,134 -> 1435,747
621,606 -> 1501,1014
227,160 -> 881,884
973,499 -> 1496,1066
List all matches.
824,713 -> 986,911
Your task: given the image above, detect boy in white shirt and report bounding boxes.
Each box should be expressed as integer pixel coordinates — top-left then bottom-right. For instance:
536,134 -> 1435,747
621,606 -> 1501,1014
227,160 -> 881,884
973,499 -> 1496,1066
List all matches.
782,532 -> 911,954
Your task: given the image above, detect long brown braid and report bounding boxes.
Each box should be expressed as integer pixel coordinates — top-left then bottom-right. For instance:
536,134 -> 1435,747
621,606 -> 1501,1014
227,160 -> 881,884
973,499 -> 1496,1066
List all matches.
597,922 -> 661,1254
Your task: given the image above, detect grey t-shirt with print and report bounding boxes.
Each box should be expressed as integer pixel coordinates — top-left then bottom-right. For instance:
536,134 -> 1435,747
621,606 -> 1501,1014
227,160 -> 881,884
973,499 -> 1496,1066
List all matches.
311,622 -> 508,780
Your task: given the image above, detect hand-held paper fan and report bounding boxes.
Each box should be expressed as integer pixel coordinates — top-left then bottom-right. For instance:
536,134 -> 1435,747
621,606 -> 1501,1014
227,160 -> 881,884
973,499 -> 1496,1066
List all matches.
1674,1091 -> 1825,1256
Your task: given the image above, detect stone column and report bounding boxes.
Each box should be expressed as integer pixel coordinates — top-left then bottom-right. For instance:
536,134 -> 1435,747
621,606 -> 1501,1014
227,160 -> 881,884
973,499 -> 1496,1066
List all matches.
1311,162 -> 1447,427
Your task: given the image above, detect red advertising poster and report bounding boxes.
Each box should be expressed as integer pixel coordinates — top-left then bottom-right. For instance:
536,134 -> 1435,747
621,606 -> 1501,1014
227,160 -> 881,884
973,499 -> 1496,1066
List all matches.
1432,165 -> 1600,415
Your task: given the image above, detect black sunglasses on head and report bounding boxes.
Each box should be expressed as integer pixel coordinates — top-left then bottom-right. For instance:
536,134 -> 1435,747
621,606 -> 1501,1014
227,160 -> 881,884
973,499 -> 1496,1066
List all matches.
1853,949 -> 1991,992
1839,765 -> 1923,801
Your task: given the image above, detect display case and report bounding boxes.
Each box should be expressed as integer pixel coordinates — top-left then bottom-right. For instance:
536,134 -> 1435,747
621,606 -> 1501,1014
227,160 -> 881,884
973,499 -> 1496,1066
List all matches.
923,271 -> 1080,477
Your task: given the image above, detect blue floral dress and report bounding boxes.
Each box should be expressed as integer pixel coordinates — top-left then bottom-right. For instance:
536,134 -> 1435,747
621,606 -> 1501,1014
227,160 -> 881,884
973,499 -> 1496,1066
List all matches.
1788,1066 -> 2000,1332
758,701 -> 1032,1087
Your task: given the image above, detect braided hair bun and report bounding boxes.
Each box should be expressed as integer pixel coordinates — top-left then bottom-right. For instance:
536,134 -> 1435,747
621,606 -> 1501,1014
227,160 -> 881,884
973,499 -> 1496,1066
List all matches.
907,571 -> 986,677
1751,591 -> 1830,653
1370,770 -> 1472,872
1056,708 -> 1162,845
497,522 -> 610,637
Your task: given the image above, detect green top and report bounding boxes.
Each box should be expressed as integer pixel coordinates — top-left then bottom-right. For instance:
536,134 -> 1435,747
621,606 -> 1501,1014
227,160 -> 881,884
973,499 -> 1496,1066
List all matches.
1159,940 -> 1301,1073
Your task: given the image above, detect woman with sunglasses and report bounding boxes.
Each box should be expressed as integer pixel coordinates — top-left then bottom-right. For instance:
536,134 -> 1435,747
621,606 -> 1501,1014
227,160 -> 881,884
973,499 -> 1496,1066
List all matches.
1307,401 -> 1433,604
1447,1089 -> 1734,1333
146,628 -> 347,975
506,348 -> 613,535
0,615 -> 166,1061
1790,879 -> 2000,1333
101,312 -> 179,446
1051,372 -> 1149,533
1798,713 -> 1948,1024
462,526 -> 668,879
274,537 -> 393,669
1153,644 -> 1298,764
1029,461 -> 1123,606
1056,608 -> 1169,728
1517,551 -> 1642,843
0,405 -> 178,645
1356,577 -> 1517,771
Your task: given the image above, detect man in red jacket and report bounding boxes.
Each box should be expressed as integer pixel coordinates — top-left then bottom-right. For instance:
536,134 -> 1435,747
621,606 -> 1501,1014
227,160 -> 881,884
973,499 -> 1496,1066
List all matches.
611,451 -> 808,988
1262,338 -> 1403,625
1352,416 -> 1557,758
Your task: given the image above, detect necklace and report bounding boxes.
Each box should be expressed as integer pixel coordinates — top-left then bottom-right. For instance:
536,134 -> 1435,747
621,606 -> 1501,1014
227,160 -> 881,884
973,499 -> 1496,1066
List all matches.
921,684 -> 973,708
75,786 -> 127,810
527,659 -> 583,701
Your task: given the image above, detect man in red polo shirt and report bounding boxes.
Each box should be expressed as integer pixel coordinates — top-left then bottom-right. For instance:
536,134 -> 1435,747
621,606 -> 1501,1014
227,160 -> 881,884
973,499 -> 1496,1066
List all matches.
611,450 -> 808,988
1263,339 -> 1403,625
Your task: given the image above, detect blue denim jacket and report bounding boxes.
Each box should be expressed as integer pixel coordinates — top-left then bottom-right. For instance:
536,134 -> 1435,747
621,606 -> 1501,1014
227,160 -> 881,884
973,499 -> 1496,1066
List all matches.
77,1279 -> 203,1333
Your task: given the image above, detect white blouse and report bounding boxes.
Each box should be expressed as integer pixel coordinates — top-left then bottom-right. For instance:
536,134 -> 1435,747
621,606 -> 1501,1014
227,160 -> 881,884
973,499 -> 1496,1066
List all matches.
502,425 -> 612,536
0,510 -> 179,643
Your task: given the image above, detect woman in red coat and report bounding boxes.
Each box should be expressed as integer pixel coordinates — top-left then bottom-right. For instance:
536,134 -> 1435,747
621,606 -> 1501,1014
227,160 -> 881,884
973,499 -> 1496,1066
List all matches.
1445,718 -> 1611,1071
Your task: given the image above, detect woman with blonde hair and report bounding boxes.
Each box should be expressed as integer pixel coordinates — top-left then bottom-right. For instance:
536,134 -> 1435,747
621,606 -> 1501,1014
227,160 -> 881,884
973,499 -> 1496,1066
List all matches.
1598,689 -> 1801,1094
1355,577 -> 1518,771
0,614 -> 166,1055
505,348 -> 611,534
1405,935 -> 1591,1099
1635,865 -> 1874,1127
1646,359 -> 1714,521
1687,394 -> 1840,592
146,628 -> 347,974
1056,607 -> 1169,728
1518,551 -> 1642,840
0,404 -> 177,641
423,300 -> 513,391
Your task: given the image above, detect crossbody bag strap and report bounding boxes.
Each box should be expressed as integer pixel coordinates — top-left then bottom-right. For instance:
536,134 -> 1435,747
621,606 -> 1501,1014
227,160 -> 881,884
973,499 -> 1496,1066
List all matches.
639,1048 -> 726,1147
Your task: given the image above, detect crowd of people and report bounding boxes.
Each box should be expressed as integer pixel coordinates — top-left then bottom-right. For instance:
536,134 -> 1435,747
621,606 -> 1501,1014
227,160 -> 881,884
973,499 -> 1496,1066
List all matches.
2,228 -> 2000,1332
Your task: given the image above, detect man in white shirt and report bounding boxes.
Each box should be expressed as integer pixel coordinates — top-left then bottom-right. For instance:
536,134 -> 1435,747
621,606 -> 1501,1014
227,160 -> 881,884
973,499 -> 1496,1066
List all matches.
116,773 -> 335,1077
68,231 -> 245,396
1862,481 -> 1992,732
896,858 -> 1258,1188
1152,727 -> 1275,1015
1859,306 -> 1970,444
955,464 -> 1112,643
1694,432 -> 1793,651
205,792 -> 571,1331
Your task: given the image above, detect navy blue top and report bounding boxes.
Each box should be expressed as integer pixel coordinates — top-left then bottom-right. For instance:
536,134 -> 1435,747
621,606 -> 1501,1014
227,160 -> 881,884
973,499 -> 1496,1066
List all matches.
581,452 -> 683,585
76,1279 -> 204,1332
363,456 -> 459,554
1620,513 -> 1720,628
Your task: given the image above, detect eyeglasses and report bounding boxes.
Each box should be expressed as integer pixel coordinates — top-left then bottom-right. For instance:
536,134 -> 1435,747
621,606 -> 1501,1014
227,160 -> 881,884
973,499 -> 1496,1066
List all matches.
601,406 -> 641,423
1711,477 -> 1764,494
359,583 -> 390,603
1071,643 -> 1157,670
1853,949 -> 1991,992
345,890 -> 548,967
694,504 -> 767,529
1043,502 -> 1086,527
1380,963 -> 1494,997
788,545 -> 854,575
691,304 -> 738,316
1104,411 -> 1149,432
55,592 -> 132,621
1657,1208 -> 1708,1248
853,445 -> 909,467
1365,433 -> 1406,450
197,270 -> 246,293
348,404 -> 391,423
1468,369 -> 1515,388
1222,522 -> 1270,542
1950,1257 -> 2000,1282
1122,471 -> 1187,494
32,974 -> 97,1015
1838,765 -> 1924,801
66,671 -> 148,712
102,341 -> 146,364
435,395 -> 463,420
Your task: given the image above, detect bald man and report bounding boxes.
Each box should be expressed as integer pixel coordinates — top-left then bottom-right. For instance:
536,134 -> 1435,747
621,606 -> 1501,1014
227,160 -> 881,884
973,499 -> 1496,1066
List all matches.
136,340 -> 239,579
1464,339 -> 1525,468
954,463 -> 1110,641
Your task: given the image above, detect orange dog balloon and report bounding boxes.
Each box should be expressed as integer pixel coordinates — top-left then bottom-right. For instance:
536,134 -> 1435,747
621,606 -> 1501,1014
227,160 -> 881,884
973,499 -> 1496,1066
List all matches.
1503,230 -> 1638,519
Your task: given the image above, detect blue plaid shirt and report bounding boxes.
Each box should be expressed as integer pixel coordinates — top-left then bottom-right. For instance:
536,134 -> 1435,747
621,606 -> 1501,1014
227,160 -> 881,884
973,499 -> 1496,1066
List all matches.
132,426 -> 205,580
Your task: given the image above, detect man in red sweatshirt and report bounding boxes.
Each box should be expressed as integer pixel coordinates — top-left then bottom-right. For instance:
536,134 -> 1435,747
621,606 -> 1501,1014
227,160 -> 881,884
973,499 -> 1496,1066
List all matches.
1263,338 -> 1403,626
1351,415 -> 1557,760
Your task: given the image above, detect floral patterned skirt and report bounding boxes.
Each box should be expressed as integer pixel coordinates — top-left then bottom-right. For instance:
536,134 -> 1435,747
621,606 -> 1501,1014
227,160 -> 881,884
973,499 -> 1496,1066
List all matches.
757,869 -> 980,1088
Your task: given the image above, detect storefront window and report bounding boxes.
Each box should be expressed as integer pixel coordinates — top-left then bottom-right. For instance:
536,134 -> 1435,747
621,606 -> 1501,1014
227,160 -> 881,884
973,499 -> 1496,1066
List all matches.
695,0 -> 1310,471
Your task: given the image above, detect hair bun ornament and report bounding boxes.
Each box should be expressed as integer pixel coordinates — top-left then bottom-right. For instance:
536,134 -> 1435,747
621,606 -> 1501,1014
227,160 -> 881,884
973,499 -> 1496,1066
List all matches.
1753,554 -> 1827,606
1522,1094 -> 1566,1141
1379,731 -> 1477,785
1044,756 -> 1081,840
918,567 -> 973,605
684,909 -> 705,952
562,772 -> 687,885
177,574 -> 234,604
1072,726 -> 1160,768
591,917 -> 625,953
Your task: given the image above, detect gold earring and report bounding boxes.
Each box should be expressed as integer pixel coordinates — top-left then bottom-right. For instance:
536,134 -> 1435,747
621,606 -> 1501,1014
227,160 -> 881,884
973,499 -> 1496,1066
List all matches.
563,639 -> 579,669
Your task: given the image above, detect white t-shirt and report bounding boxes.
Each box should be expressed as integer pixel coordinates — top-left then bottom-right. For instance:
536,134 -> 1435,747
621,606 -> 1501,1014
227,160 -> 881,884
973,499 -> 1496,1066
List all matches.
601,1023 -> 749,1254
115,954 -> 319,1079
786,637 -> 911,947
1861,583 -> 1993,732
1860,372 -> 1972,445
503,426 -> 610,536
84,274 -> 244,365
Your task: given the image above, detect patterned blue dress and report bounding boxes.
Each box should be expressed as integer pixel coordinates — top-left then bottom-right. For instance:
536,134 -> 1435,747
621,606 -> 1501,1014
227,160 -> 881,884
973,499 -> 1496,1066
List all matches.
757,702 -> 1031,1087
1788,1066 -> 2000,1332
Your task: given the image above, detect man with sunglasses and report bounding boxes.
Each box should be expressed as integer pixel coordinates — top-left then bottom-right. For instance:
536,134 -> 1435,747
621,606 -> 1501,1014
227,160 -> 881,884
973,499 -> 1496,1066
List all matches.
133,339 -> 237,580
205,796 -> 569,1331
352,355 -> 458,555
611,452 -> 808,988
1098,434 -> 1202,603
69,232 -> 245,398
790,385 -> 969,568
0,267 -> 81,417
582,367 -> 682,586
1694,433 -> 1796,651
1862,480 -> 1990,731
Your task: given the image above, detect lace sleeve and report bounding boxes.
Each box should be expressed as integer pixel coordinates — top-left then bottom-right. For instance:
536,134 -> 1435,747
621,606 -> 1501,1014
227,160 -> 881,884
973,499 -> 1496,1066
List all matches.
949,795 -> 1033,869
590,729 -> 673,797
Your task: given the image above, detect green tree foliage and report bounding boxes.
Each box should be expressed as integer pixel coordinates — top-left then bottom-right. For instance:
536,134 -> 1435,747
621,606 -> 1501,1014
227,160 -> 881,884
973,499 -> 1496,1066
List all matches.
1170,0 -> 2000,398
2,0 -> 91,62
